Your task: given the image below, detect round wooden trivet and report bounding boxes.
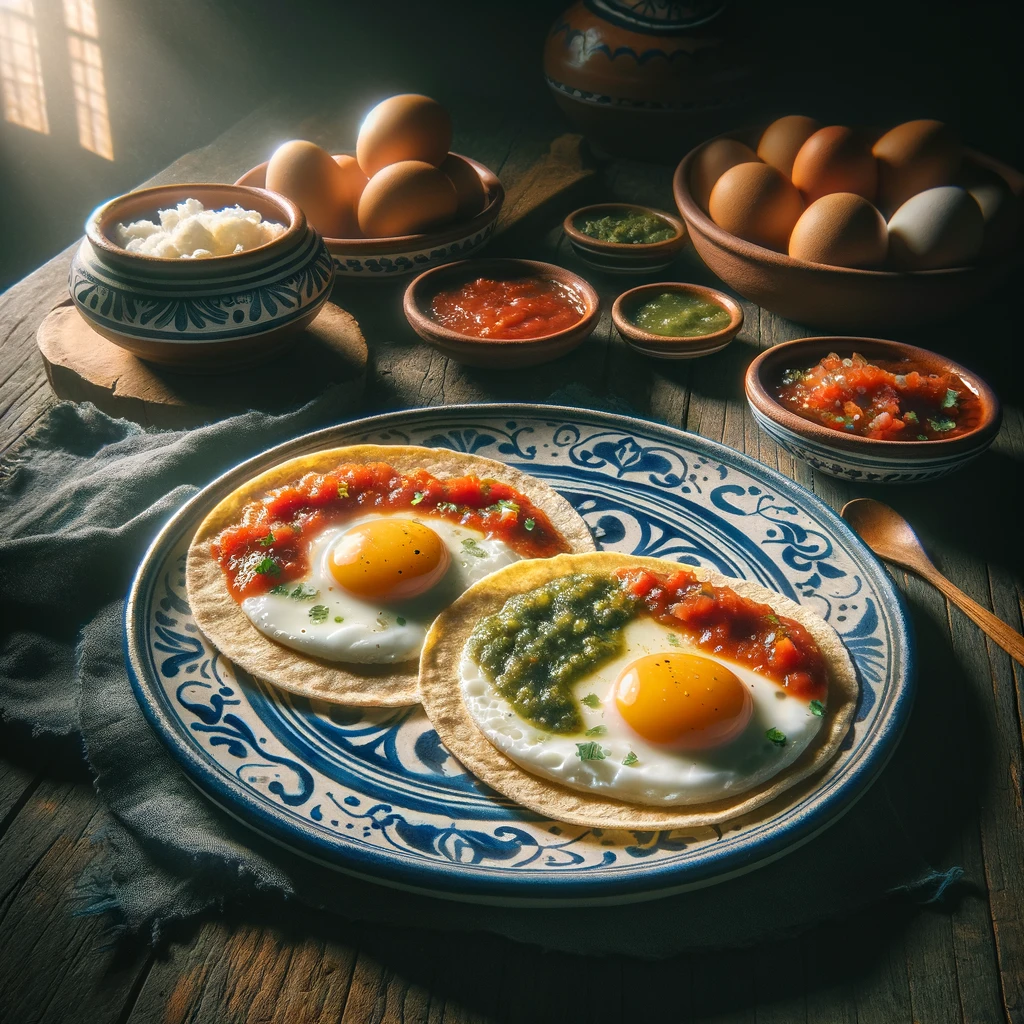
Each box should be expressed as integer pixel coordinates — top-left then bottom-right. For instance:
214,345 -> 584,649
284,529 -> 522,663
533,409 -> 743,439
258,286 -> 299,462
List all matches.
37,300 -> 368,428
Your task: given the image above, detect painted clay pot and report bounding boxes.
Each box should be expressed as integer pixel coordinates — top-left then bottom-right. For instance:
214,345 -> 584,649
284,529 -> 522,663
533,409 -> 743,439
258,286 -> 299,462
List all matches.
70,183 -> 335,371
542,0 -> 754,161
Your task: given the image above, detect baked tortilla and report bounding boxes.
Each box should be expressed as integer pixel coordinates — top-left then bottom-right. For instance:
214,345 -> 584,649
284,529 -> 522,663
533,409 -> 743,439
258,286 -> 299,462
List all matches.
186,446 -> 595,707
418,551 -> 859,829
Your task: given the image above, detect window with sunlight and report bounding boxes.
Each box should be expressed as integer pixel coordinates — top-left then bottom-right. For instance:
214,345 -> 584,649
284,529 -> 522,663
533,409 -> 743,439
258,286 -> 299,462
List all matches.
64,0 -> 113,160
0,0 -> 50,134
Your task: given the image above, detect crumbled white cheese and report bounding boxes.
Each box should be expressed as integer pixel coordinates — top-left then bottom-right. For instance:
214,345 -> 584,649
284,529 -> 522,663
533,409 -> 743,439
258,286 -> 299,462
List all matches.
115,198 -> 285,259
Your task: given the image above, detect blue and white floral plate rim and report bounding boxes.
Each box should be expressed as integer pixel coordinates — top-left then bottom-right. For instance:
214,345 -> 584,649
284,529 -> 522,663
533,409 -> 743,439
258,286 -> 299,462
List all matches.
124,404 -> 915,906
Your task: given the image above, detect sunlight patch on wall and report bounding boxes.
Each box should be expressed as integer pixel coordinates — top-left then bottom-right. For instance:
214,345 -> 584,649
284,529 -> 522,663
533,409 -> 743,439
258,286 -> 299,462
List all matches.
64,0 -> 112,159
0,0 -> 50,134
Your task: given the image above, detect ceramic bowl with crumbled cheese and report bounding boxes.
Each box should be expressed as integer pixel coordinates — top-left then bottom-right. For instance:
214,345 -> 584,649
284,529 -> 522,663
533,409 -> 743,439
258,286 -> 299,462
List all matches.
69,183 -> 335,370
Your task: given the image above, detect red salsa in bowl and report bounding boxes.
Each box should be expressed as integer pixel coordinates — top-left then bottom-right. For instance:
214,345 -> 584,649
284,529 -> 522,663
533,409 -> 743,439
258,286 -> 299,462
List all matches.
775,352 -> 978,441
429,276 -> 586,340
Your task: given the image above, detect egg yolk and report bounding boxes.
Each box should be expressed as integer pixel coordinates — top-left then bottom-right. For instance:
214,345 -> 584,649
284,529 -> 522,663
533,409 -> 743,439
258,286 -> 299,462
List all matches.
328,519 -> 450,601
614,653 -> 753,750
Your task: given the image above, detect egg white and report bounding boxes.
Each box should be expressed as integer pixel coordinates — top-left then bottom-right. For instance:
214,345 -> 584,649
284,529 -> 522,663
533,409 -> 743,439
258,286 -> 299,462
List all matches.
242,513 -> 519,664
461,616 -> 825,805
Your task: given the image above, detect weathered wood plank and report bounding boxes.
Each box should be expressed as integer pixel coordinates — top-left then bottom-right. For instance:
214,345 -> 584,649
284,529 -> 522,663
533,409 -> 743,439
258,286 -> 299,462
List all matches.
0,760 -> 37,837
0,780 -> 151,1024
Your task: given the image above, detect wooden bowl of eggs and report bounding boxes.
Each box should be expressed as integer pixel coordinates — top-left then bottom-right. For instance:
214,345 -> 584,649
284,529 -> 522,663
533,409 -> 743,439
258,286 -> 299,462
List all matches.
673,117 -> 1022,331
236,95 -> 504,280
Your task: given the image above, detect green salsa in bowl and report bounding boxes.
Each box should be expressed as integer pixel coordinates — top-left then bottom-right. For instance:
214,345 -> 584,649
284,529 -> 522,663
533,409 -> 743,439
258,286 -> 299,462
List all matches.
612,281 -> 743,360
563,203 -> 687,275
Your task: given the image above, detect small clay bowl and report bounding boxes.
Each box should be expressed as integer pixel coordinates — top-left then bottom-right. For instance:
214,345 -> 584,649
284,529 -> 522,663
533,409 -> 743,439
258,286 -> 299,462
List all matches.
674,128 -> 1024,332
237,152 -> 503,280
612,282 -> 743,360
745,336 -> 1001,484
403,258 -> 600,369
69,183 -> 334,371
563,203 -> 688,274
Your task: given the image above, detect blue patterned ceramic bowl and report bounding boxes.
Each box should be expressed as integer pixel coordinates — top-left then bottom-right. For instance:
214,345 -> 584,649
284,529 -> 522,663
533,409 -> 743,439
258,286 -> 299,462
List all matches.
70,183 -> 334,371
745,337 -> 1001,484
236,153 -> 504,280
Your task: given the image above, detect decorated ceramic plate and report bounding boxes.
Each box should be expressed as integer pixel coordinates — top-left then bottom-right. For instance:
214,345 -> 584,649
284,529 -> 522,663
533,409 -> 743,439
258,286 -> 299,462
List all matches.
125,405 -> 914,905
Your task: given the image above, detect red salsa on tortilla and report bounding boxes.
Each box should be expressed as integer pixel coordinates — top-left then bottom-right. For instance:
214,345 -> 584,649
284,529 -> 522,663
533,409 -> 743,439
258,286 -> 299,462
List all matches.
212,463 -> 570,599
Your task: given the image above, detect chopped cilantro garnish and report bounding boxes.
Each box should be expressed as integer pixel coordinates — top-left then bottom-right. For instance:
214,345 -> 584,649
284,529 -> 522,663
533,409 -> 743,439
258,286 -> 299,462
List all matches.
309,605 -> 329,624
270,584 -> 290,595
622,751 -> 639,767
766,727 -> 787,746
667,634 -> 681,647
334,616 -> 343,623
903,410 -> 918,424
524,518 -> 535,532
809,699 -> 825,717
253,557 -> 280,576
411,491 -> 425,505
928,416 -> 956,433
493,499 -> 519,514
917,434 -> 928,440
765,613 -> 780,626
289,582 -> 319,600
437,501 -> 458,513
584,725 -> 608,737
462,538 -> 487,558
396,616 -> 407,626
575,742 -> 607,761
258,531 -> 275,547
581,693 -> 602,709
942,388 -> 959,409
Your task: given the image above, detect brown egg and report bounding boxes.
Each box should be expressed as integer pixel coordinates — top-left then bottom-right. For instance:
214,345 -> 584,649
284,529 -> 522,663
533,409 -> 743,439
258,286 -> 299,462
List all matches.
788,192 -> 888,268
757,115 -> 821,178
356,94 -> 452,178
266,140 -> 357,237
791,126 -> 877,203
690,138 -> 759,210
709,162 -> 804,251
872,119 -> 961,213
358,160 -> 458,237
332,155 -> 368,202
439,153 -> 487,219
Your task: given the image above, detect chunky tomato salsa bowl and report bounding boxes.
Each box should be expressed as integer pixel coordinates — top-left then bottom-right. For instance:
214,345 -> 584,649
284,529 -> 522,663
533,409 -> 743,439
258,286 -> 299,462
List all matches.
744,336 -> 1001,484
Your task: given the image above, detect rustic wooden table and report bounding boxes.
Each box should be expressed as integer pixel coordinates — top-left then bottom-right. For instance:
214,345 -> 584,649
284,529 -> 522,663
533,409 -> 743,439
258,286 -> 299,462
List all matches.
1,102 -> 1022,1024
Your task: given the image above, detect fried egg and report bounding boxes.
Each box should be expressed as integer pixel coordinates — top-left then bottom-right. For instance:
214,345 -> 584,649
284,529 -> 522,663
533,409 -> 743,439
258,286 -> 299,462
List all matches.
243,513 -> 518,664
461,616 -> 824,805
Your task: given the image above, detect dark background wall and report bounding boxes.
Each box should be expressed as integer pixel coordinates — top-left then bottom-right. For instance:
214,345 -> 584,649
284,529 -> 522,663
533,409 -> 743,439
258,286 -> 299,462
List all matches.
1,0 -> 1020,292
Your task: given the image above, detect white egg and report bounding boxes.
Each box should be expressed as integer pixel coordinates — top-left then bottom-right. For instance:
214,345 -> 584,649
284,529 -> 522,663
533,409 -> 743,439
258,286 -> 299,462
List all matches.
461,616 -> 824,806
887,185 -> 984,269
242,513 -> 519,664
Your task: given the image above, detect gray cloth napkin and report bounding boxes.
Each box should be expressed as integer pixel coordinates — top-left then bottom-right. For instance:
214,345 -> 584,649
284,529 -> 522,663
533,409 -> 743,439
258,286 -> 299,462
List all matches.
0,396 -> 962,957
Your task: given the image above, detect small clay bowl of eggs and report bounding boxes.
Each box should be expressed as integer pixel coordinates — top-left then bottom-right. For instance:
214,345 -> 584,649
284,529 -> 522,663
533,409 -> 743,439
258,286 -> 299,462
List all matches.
68,182 -> 335,370
403,258 -> 600,369
562,203 -> 688,274
673,116 -> 1022,331
236,94 -> 504,280
612,282 -> 743,359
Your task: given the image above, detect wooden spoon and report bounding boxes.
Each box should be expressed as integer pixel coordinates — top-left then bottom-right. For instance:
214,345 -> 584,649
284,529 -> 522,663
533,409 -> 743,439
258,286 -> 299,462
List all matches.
841,498 -> 1024,666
